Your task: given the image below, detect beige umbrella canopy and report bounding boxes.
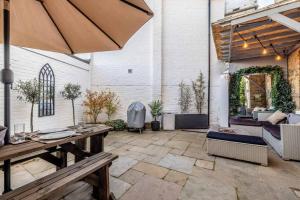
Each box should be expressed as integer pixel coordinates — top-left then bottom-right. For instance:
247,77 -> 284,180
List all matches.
0,0 -> 153,193
0,0 -> 153,54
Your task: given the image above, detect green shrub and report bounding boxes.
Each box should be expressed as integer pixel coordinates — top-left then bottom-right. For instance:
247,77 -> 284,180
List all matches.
105,119 -> 127,131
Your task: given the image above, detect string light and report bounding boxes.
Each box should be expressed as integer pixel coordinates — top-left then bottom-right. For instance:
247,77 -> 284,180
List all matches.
237,31 -> 249,49
254,35 -> 268,55
270,43 -> 283,61
243,41 -> 248,49
262,48 -> 268,55
275,54 -> 282,61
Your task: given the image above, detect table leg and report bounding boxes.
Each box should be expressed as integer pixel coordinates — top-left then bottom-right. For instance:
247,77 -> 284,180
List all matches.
90,132 -> 106,198
75,138 -> 87,162
3,159 -> 11,193
90,134 -> 104,154
56,149 -> 68,170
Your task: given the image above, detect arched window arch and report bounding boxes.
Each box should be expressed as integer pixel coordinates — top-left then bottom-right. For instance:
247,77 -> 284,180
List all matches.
39,64 -> 55,117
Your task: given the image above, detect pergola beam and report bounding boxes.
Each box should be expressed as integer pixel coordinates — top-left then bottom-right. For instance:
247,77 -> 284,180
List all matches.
268,13 -> 300,33
231,2 -> 300,25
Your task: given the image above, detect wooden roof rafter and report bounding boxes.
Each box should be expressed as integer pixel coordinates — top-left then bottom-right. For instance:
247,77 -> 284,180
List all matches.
212,0 -> 300,62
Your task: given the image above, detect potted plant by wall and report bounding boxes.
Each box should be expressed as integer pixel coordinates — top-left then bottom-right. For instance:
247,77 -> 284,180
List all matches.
149,100 -> 163,131
83,90 -> 108,124
15,78 -> 41,132
175,72 -> 209,129
104,90 -> 120,121
61,83 -> 82,126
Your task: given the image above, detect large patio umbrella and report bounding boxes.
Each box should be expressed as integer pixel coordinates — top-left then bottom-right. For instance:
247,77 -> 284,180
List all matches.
0,0 -> 153,192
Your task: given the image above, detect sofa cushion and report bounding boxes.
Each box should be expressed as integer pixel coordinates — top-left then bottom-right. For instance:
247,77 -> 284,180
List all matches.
207,131 -> 267,145
288,113 -> 300,124
267,110 -> 287,125
263,124 -> 281,140
230,116 -> 262,127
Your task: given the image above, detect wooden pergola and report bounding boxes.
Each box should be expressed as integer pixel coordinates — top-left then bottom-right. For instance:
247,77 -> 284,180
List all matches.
212,0 -> 300,62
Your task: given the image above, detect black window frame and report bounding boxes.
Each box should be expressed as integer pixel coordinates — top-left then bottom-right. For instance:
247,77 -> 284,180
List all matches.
39,63 -> 55,117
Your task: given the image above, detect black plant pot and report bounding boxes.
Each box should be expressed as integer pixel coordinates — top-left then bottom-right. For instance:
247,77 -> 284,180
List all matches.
151,121 -> 160,131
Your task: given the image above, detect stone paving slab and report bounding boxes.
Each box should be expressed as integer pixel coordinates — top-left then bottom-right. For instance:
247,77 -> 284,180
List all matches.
129,139 -> 152,147
133,162 -> 169,179
110,156 -> 138,177
120,175 -> 182,200
158,154 -> 196,174
119,169 -> 145,185
164,170 -> 188,186
179,176 -> 237,200
165,140 -> 190,150
110,176 -> 131,199
195,159 -> 215,170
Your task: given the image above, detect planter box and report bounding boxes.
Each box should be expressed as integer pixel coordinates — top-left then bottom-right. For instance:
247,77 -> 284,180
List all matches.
175,114 -> 209,129
162,113 -> 175,131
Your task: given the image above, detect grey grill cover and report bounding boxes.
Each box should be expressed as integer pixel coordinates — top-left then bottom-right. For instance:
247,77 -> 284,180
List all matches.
127,102 -> 146,129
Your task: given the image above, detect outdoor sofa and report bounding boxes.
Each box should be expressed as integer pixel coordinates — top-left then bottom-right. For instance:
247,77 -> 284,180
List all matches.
262,113 -> 300,161
230,111 -> 274,137
207,131 -> 268,166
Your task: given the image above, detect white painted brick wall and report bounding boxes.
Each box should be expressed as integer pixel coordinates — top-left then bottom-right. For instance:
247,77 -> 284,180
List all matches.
0,46 -> 91,133
90,0 -> 288,127
225,0 -> 257,14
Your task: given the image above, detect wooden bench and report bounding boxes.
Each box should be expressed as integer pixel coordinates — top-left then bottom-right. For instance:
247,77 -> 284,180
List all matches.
0,152 -> 118,200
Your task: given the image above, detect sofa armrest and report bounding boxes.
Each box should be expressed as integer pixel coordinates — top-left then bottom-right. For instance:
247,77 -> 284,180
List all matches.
280,124 -> 300,160
257,112 -> 273,121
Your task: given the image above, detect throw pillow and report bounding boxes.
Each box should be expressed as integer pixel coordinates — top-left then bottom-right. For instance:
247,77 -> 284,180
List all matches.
267,111 -> 287,125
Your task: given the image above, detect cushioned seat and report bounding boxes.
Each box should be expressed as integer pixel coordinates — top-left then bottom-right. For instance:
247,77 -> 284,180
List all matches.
230,116 -> 262,127
207,131 -> 267,145
263,123 -> 281,140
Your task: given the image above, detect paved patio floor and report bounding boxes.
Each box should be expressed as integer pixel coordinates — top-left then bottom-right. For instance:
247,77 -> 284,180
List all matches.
1,130 -> 300,199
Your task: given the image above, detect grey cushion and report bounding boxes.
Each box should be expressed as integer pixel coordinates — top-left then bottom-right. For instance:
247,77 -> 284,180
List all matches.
288,113 -> 300,124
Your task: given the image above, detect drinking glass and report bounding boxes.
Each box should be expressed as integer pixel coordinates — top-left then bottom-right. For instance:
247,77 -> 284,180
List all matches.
14,123 -> 26,142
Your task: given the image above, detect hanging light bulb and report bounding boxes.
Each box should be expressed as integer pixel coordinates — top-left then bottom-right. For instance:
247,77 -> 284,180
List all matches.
275,54 -> 282,61
262,48 -> 268,55
243,41 -> 248,49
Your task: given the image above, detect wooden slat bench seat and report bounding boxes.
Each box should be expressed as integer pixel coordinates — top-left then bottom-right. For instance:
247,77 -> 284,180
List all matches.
0,152 -> 118,200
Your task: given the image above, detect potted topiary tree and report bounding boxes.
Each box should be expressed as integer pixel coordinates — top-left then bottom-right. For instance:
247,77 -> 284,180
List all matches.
149,100 -> 163,131
61,83 -> 82,126
15,78 -> 41,132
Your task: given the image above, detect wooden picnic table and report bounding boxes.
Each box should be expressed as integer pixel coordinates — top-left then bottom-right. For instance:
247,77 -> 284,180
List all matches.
0,125 -> 112,193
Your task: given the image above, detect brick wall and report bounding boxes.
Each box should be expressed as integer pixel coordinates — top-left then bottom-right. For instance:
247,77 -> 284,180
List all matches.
225,0 -> 257,15
288,48 -> 300,109
248,74 -> 267,108
0,47 -> 91,133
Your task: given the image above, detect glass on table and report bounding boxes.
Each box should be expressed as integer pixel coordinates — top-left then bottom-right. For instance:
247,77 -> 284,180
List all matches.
14,123 -> 26,142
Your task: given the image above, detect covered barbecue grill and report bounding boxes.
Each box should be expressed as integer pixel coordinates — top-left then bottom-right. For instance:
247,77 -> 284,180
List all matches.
127,102 -> 146,134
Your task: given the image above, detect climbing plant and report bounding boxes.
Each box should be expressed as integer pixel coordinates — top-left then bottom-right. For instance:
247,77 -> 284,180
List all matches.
229,65 -> 295,115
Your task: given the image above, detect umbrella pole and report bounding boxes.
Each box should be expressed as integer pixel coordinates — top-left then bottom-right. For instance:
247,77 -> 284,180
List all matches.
1,0 -> 13,193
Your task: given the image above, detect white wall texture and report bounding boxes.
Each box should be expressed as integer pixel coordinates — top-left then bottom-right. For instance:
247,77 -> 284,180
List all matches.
0,46 -> 90,133
91,0 -> 288,126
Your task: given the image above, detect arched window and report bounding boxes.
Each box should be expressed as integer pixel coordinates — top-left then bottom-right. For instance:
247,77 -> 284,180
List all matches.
39,64 -> 55,117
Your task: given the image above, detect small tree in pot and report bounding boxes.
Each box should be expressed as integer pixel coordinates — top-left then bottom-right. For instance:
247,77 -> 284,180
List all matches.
178,81 -> 192,113
15,78 -> 41,132
149,100 -> 163,131
104,90 -> 120,121
83,90 -> 108,124
61,83 -> 82,126
192,72 -> 206,114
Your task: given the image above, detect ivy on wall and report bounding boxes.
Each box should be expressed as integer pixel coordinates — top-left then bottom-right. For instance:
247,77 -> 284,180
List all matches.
229,65 -> 295,115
